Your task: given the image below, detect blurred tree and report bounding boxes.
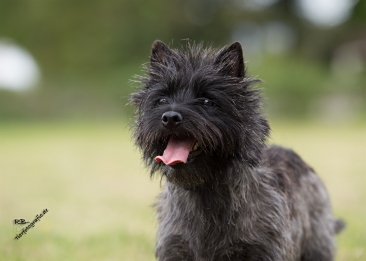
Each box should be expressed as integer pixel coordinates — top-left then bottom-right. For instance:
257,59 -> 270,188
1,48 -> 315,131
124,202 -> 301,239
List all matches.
0,0 -> 364,120
1,0 -> 364,73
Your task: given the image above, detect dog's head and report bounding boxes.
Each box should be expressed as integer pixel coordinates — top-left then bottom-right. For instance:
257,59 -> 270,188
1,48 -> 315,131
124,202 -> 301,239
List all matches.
130,40 -> 269,188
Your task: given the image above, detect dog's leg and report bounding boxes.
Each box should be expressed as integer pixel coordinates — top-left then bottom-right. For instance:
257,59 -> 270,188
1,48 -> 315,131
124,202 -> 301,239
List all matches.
300,172 -> 337,261
300,248 -> 334,261
300,225 -> 335,261
219,242 -> 283,261
155,235 -> 193,261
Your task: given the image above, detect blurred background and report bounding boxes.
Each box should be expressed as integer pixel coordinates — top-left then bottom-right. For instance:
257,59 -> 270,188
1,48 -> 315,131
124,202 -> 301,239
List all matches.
0,0 -> 365,260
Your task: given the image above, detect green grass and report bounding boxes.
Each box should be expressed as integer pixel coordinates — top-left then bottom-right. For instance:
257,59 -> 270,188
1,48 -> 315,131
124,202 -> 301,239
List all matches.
0,120 -> 365,260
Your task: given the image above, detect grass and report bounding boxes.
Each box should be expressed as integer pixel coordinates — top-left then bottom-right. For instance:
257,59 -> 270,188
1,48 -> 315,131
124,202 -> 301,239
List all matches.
0,120 -> 365,260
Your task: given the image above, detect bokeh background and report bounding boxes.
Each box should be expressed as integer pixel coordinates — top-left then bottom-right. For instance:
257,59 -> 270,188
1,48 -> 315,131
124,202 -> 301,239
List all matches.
1,0 -> 365,260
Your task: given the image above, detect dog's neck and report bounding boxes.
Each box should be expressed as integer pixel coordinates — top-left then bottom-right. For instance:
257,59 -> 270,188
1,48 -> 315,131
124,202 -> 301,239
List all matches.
167,164 -> 259,209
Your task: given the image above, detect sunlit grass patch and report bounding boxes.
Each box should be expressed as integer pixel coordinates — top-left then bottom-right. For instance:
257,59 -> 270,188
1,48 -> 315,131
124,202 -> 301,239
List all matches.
0,120 -> 365,260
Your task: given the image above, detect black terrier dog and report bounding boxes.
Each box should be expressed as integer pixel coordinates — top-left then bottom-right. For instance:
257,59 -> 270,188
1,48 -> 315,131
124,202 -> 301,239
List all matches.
130,40 -> 344,261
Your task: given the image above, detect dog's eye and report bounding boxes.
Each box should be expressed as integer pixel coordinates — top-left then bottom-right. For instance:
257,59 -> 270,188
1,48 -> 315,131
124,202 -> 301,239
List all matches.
202,99 -> 215,107
157,98 -> 169,106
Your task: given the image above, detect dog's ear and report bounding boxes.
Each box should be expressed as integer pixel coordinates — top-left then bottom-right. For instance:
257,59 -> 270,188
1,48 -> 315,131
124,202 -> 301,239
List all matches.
151,40 -> 172,65
215,42 -> 245,78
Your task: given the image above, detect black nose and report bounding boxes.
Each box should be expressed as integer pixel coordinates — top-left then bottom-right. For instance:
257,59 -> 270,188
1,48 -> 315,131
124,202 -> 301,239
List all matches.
162,111 -> 183,128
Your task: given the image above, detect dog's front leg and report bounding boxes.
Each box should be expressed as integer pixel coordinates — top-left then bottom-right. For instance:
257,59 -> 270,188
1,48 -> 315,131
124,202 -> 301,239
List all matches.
155,234 -> 193,261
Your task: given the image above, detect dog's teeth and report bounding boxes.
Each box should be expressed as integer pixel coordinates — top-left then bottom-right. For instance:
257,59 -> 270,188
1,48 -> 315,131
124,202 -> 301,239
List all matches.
193,143 -> 199,151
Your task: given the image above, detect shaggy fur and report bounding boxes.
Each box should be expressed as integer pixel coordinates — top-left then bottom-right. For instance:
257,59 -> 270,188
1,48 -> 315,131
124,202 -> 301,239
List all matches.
130,40 -> 344,261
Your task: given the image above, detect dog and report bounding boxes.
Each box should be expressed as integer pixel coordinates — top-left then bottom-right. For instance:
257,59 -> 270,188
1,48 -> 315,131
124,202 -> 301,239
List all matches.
130,40 -> 345,261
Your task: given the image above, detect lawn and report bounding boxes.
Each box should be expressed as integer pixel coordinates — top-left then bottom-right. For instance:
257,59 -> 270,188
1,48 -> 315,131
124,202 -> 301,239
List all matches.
0,120 -> 365,260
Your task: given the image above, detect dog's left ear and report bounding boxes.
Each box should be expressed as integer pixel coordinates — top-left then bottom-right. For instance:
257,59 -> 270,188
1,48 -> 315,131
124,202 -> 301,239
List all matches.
215,42 -> 245,78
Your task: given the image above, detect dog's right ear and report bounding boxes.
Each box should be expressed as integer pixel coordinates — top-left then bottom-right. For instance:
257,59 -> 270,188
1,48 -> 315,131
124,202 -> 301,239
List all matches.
151,40 -> 172,65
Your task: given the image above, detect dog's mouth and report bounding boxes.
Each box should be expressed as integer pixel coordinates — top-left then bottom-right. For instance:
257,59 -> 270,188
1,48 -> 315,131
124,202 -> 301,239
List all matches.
155,137 -> 202,166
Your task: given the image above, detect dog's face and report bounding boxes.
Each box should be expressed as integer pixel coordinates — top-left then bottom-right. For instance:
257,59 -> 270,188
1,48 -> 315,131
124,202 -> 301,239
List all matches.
131,41 -> 269,188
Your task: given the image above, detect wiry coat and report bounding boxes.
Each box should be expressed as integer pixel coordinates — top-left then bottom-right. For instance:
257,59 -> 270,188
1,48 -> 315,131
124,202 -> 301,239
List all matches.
130,40 -> 344,261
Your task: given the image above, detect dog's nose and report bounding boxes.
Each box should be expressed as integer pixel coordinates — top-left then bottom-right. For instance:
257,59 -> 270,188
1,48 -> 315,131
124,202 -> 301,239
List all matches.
162,111 -> 183,128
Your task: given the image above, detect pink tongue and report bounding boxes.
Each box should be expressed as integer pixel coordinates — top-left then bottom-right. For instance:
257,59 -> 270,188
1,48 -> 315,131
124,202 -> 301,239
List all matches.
155,137 -> 195,165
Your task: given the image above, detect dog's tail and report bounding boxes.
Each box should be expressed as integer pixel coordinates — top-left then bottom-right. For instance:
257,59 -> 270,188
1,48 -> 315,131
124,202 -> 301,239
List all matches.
334,218 -> 346,234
